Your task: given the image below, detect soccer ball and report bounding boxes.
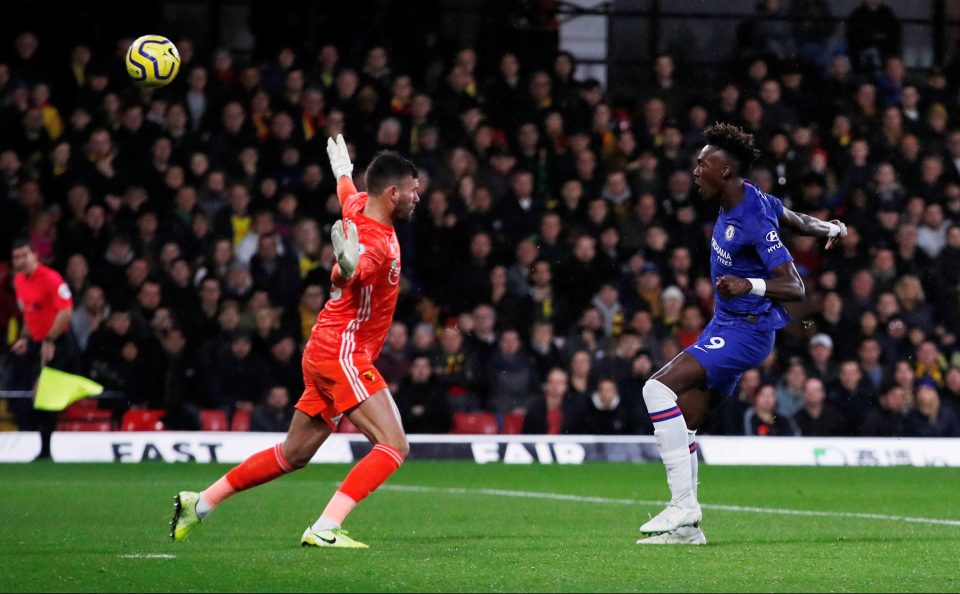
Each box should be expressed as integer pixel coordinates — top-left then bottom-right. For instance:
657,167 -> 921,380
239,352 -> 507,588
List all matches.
125,35 -> 181,88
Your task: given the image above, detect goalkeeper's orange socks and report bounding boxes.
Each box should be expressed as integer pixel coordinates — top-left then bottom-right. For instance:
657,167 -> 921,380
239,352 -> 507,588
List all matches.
312,443 -> 404,531
193,441 -> 403,528
197,443 -> 293,518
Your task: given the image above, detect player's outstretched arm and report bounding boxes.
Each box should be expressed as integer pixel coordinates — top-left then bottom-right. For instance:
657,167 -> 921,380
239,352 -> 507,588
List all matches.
326,133 -> 357,205
778,207 -> 847,250
716,261 -> 805,302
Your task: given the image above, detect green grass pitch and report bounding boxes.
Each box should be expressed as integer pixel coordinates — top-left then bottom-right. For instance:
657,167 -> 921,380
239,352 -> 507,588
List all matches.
2,462 -> 959,592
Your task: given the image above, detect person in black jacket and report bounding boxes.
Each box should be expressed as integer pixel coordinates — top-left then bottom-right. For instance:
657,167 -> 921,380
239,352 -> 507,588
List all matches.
794,377 -> 849,436
743,384 -> 799,436
207,330 -> 268,415
523,367 -> 572,435
846,0 -> 901,75
860,383 -> 915,436
565,378 -> 634,435
250,385 -> 294,432
394,355 -> 451,434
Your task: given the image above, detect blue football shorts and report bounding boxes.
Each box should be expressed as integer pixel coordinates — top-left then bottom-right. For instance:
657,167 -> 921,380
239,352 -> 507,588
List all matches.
683,319 -> 776,398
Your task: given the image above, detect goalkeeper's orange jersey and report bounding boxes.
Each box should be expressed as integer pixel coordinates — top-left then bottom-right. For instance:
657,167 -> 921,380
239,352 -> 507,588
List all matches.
307,180 -> 401,363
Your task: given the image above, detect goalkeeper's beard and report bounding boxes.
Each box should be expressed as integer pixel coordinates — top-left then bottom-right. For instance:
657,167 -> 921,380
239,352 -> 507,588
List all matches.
392,200 -> 416,222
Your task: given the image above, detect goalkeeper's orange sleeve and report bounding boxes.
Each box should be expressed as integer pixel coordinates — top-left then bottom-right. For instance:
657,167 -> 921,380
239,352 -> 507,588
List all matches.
337,176 -> 358,207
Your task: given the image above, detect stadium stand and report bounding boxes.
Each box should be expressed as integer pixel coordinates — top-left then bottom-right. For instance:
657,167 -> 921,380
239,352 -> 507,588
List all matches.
1,1 -> 959,438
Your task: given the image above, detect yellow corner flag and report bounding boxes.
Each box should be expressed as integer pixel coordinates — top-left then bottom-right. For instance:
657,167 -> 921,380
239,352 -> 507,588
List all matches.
33,367 -> 104,412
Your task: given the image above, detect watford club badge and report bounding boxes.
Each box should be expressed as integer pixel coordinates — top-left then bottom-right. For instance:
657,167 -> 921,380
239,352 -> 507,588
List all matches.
362,370 -> 377,382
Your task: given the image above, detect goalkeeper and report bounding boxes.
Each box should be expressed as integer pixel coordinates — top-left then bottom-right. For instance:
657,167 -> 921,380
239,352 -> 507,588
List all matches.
170,136 -> 421,549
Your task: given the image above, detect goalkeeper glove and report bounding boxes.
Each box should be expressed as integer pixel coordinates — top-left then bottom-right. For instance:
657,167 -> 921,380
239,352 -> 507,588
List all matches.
331,219 -> 359,279
326,133 -> 353,179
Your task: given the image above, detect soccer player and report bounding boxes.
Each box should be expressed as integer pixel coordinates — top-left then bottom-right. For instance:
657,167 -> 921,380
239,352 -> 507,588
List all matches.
636,124 -> 846,545
171,135 -> 419,548
6,239 -> 76,460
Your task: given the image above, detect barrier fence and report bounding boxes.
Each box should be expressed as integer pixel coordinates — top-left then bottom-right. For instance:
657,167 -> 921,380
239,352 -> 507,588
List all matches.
2,432 -> 958,466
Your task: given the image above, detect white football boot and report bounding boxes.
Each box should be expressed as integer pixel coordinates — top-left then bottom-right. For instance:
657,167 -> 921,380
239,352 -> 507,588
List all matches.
636,526 -> 707,545
639,502 -> 702,534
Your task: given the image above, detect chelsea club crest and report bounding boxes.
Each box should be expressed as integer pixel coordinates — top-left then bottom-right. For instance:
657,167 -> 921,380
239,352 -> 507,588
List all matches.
724,224 -> 735,241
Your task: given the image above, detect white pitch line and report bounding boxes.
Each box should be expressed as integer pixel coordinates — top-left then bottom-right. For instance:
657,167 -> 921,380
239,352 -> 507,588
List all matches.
120,554 -> 176,559
380,484 -> 960,528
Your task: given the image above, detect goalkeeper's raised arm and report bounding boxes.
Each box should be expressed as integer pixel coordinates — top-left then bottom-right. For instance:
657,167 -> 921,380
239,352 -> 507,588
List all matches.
326,133 -> 356,206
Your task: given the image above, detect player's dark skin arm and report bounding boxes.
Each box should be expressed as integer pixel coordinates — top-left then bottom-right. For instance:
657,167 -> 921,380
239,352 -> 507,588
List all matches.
716,261 -> 805,302
778,207 -> 846,250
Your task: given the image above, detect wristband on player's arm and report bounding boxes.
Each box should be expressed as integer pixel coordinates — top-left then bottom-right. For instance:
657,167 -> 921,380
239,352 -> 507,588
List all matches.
747,278 -> 766,297
825,223 -> 841,237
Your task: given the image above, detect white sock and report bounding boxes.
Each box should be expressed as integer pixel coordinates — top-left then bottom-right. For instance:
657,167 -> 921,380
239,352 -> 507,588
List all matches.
643,379 -> 695,509
688,429 -> 699,504
311,516 -> 340,532
196,494 -> 213,519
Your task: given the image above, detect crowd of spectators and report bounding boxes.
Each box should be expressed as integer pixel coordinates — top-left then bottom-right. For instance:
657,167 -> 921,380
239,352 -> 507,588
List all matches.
1,0 -> 959,437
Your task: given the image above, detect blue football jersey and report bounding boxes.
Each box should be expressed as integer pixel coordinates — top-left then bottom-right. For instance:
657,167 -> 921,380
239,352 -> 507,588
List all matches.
709,181 -> 793,330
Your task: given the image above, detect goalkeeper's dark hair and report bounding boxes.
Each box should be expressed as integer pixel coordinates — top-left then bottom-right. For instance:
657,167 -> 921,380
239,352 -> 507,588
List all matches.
11,237 -> 32,252
365,151 -> 418,196
703,122 -> 761,174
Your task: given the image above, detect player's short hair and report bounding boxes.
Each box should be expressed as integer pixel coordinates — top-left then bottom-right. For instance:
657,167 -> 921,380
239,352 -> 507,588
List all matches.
365,151 -> 418,196
703,122 -> 761,174
11,238 -> 32,252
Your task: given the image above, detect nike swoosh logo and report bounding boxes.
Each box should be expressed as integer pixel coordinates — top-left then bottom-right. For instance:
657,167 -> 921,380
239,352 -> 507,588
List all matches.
318,535 -> 336,544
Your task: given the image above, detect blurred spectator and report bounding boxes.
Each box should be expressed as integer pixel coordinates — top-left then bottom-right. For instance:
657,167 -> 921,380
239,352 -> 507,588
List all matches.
846,0 -> 901,75
566,377 -> 634,435
566,349 -> 595,404
487,329 -> 538,417
207,331 -> 268,414
376,321 -> 413,391
674,305 -> 705,350
395,355 -> 452,433
794,377 -> 848,436
595,330 -> 643,383
775,360 -> 807,417
557,236 -> 613,317
861,383 -> 914,436
858,337 -> 885,391
917,203 -> 949,258
523,368 -> 572,434
250,385 -> 295,432
591,283 -> 623,338
744,384 -> 800,436
70,285 -> 106,351
748,0 -> 797,61
915,340 -> 948,387
941,367 -> 960,411
432,326 -> 482,413
266,334 -> 304,400
528,320 -> 564,382
700,369 -> 762,435
909,383 -> 960,437
807,333 -> 838,385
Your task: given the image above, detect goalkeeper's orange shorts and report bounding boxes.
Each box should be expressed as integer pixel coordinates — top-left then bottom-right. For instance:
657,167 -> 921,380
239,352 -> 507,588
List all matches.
295,353 -> 388,429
